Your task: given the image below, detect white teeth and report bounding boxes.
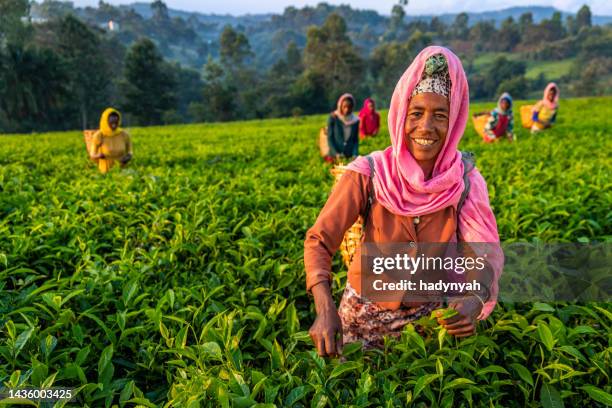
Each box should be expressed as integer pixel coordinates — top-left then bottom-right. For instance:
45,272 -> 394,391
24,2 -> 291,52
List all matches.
414,138 -> 435,146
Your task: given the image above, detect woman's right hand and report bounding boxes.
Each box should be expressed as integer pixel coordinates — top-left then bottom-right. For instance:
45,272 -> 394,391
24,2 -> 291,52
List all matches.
309,308 -> 343,357
309,281 -> 343,357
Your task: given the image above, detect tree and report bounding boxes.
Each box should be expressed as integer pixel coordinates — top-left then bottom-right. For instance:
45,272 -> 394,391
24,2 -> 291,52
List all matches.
121,38 -> 176,125
548,12 -> 565,40
496,76 -> 528,99
190,57 -> 237,122
469,21 -> 496,51
566,15 -> 577,36
497,17 -> 520,52
56,15 -> 112,129
0,0 -> 31,46
171,63 -> 203,122
151,0 -> 169,22
370,30 -> 431,105
576,5 -> 592,31
484,56 -> 526,98
384,4 -> 406,41
429,17 -> 446,38
219,25 -> 253,67
35,0 -> 75,20
518,12 -> 533,36
521,12 -> 564,46
303,13 -> 365,106
451,13 -> 469,40
0,44 -> 69,132
256,42 -> 304,118
285,41 -> 302,75
289,71 -> 329,115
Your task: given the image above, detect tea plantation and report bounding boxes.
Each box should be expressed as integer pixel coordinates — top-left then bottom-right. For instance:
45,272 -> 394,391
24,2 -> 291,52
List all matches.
0,97 -> 610,407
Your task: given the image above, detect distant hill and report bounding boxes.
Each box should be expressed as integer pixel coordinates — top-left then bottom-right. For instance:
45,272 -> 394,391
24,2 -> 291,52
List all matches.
111,3 -> 612,68
122,3 -> 612,28
406,6 -> 612,26
120,2 -> 273,29
28,1 -> 612,70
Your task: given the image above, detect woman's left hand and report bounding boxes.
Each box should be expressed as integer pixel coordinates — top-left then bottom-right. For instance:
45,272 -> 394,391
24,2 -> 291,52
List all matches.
121,153 -> 132,164
437,296 -> 482,337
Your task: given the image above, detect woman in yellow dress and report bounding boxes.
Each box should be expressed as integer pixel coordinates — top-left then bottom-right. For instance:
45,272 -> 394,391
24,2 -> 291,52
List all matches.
90,108 -> 133,173
531,83 -> 559,133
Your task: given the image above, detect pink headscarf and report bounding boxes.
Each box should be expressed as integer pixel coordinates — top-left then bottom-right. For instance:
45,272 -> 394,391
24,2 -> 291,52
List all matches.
346,46 -> 502,319
359,98 -> 380,136
359,97 -> 376,116
540,82 -> 559,110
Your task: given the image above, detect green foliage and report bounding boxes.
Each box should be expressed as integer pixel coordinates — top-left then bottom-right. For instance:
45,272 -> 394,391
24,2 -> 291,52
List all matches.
2,3 -> 611,131
0,43 -> 69,132
471,56 -> 528,100
219,25 -> 253,67
55,15 -> 113,129
303,13 -> 365,108
121,38 -> 176,126
0,96 -> 610,406
576,5 -> 592,31
369,30 -> 431,106
0,0 -> 31,45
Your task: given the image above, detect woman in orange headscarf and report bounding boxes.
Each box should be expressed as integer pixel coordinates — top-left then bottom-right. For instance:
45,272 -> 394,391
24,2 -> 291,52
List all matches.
90,108 -> 133,173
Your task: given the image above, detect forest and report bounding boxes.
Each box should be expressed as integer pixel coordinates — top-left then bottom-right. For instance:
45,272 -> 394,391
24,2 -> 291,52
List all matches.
1,0 -> 610,132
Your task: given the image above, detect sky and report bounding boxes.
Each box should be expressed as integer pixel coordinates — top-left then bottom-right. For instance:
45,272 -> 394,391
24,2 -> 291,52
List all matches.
71,0 -> 612,16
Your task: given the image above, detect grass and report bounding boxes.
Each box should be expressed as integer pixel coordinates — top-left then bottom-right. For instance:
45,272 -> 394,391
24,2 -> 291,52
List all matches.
525,59 -> 574,80
471,52 -> 574,81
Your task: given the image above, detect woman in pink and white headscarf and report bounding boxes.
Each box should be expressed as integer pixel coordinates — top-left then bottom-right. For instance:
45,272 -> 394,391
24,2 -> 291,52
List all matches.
304,46 -> 503,354
325,93 -> 360,162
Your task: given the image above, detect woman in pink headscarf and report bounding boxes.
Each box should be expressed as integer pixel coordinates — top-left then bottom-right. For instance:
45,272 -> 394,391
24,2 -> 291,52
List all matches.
304,46 -> 503,355
358,98 -> 380,139
531,82 -> 559,133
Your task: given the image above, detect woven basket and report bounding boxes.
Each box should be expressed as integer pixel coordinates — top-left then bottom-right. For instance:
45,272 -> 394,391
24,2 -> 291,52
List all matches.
471,113 -> 490,140
318,127 -> 329,157
330,164 -> 364,269
520,105 -> 534,129
83,130 -> 97,159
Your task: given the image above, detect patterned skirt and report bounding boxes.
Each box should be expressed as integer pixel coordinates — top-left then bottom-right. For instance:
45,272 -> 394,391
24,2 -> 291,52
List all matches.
338,281 -> 440,349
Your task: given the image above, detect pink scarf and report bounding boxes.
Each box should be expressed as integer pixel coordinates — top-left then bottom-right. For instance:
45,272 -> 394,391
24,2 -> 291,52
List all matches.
540,82 -> 559,110
346,46 -> 502,319
359,98 -> 380,136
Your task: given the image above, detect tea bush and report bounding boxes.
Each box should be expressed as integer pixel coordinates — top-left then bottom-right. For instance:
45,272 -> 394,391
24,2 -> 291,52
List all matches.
0,97 -> 610,407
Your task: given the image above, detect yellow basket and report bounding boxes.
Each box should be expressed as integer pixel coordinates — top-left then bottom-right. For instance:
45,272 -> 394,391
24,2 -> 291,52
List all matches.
83,130 -> 98,161
330,165 -> 363,269
318,127 -> 329,157
520,105 -> 534,129
471,113 -> 490,139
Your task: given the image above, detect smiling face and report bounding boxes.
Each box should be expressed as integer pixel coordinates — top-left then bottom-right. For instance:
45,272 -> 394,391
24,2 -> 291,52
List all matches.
547,87 -> 557,102
108,113 -> 120,130
341,99 -> 353,116
367,101 -> 374,111
404,92 -> 450,169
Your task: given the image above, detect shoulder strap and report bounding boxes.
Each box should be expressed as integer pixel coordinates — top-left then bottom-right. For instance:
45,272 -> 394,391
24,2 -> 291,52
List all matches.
360,153 -> 473,231
457,151 -> 475,215
361,155 -> 375,231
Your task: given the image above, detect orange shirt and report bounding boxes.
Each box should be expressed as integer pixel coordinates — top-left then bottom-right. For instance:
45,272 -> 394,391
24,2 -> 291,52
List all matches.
304,170 -> 459,311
